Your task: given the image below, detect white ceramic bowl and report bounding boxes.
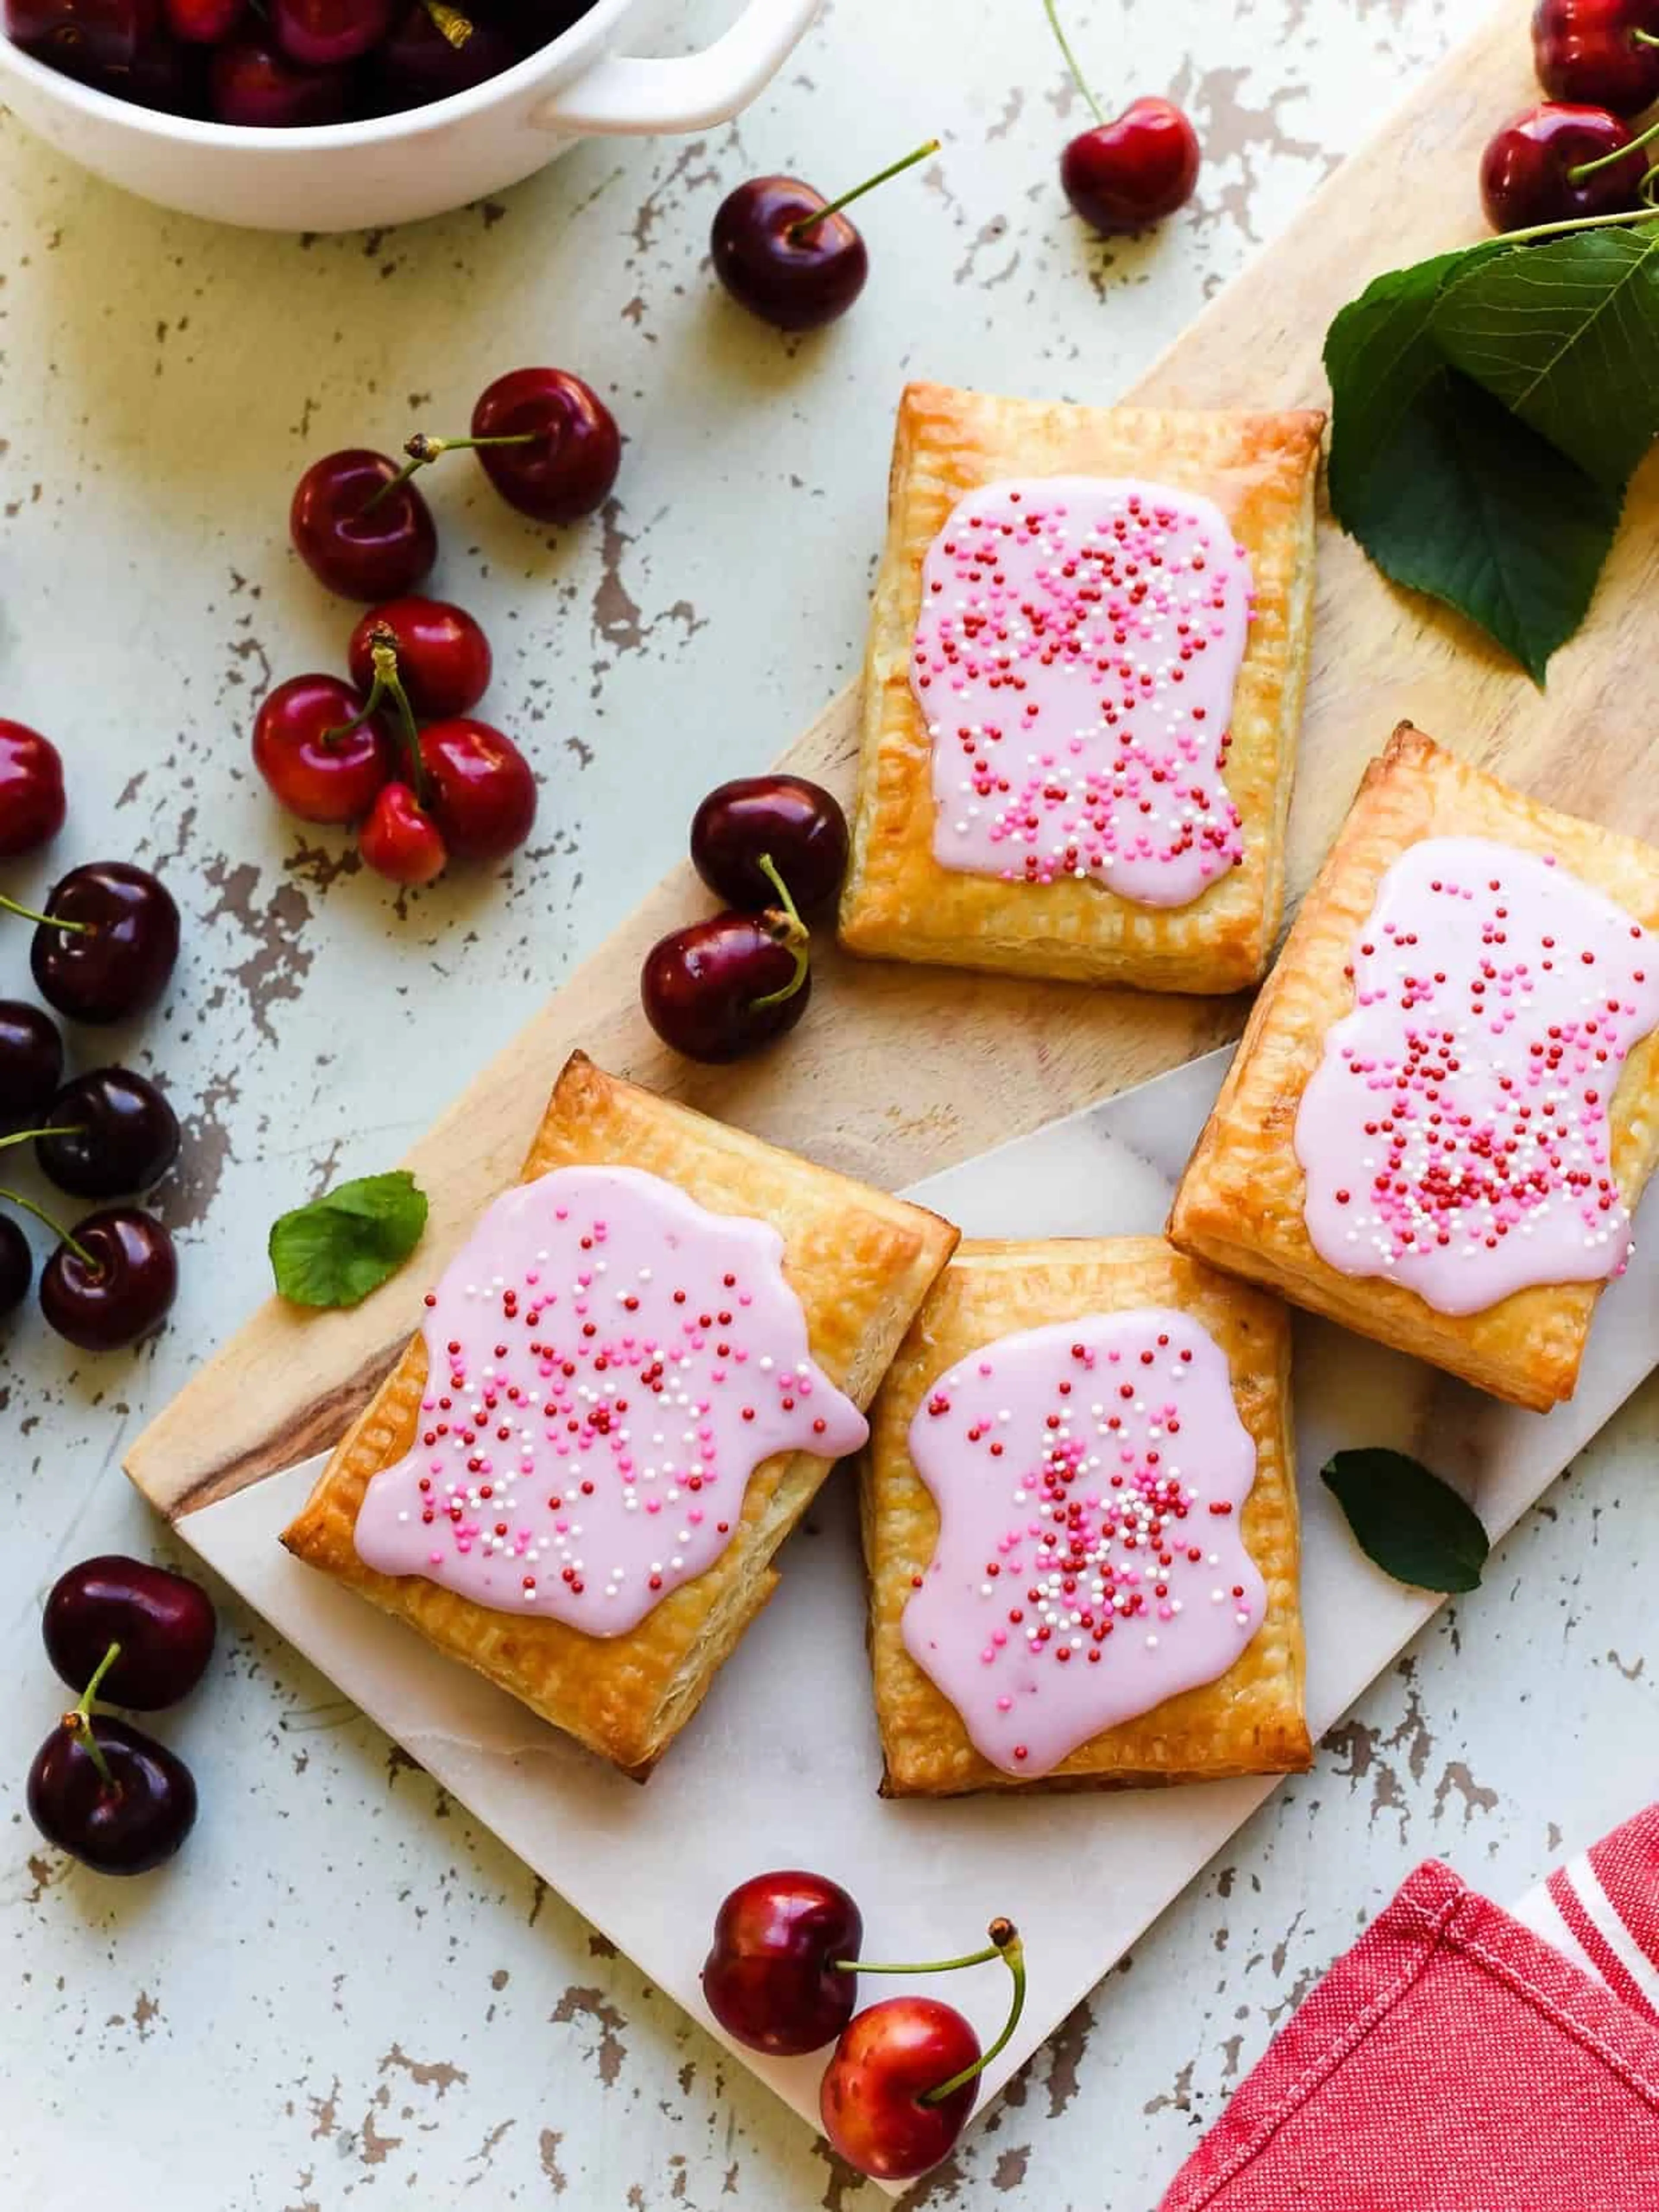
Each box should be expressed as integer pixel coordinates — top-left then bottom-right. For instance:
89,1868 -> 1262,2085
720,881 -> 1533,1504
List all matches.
0,0 -> 819,230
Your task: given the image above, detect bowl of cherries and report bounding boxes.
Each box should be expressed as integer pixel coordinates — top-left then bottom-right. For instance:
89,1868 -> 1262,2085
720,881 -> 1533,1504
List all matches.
0,0 -> 821,233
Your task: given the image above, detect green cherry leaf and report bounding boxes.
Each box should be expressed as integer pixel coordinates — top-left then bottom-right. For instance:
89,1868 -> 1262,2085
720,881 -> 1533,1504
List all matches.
1322,1447 -> 1490,1595
270,1170 -> 429,1309
1324,237 -> 1628,684
1430,226 -> 1659,493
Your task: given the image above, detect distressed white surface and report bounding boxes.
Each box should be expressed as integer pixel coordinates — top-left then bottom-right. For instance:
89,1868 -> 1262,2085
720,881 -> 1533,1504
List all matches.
10,2 -> 1654,2208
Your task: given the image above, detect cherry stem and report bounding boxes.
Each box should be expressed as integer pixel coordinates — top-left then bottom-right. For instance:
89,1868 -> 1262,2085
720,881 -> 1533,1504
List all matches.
834,1933 -> 1014,1977
0,1126 -> 83,1151
328,633 -> 429,803
1042,0 -> 1103,127
421,0 -> 473,45
750,854 -> 811,1010
63,1638 -> 122,1788
921,1920 -> 1026,2108
0,1186 -> 97,1270
1635,26 -> 1659,46
1489,203 -> 1659,247
0,892 -> 92,936
1569,110 -> 1659,182
786,138 -> 941,241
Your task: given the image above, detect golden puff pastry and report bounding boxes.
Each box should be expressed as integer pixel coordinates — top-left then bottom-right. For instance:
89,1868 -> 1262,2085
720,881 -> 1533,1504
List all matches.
1169,725 -> 1659,1410
837,381 -> 1325,993
282,1051 -> 958,1779
861,1236 -> 1308,1798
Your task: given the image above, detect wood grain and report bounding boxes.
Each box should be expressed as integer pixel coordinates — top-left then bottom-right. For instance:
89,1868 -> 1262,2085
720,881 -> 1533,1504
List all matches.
127,0 -> 1659,1516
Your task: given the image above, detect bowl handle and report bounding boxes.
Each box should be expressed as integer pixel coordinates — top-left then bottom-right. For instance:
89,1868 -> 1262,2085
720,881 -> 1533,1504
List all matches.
530,0 -> 819,134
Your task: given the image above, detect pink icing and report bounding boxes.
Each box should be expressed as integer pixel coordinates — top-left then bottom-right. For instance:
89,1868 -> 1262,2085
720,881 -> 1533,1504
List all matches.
901,1307 -> 1265,1779
1295,836 -> 1659,1317
352,1165 -> 868,1634
910,474 -> 1255,907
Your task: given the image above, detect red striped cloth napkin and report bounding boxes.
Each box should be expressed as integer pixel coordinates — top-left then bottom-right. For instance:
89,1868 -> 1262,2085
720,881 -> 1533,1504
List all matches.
1158,1806 -> 1659,2211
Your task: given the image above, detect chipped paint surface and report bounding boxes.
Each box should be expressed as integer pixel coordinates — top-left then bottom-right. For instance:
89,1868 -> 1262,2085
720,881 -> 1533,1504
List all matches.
7,0 -> 1654,2205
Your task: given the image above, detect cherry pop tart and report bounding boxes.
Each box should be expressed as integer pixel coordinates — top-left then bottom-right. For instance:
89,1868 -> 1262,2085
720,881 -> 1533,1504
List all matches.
1170,726 -> 1659,1410
837,381 -> 1324,992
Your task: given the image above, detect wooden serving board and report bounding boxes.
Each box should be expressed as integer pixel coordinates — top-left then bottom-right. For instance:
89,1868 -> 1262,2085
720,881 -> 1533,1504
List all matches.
127,0 -> 1659,1516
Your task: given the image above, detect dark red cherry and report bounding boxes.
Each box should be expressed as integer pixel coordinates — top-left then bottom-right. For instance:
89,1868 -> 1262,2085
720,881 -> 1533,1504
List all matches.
271,0 -> 390,65
39,1205 -> 178,1350
820,1996 -> 981,2182
467,368 -> 621,523
418,719 -> 536,862
0,1000 -> 64,1124
37,1068 -> 181,1198
0,1216 -> 30,1314
702,1871 -> 863,2056
711,178 -> 868,331
359,781 -> 448,885
1060,98 -> 1201,232
43,1556 -> 216,1709
163,0 -> 242,43
93,32 -> 208,111
0,721 -> 67,859
368,1 -> 517,111
1480,101 -> 1642,229
209,34 -> 348,122
1533,0 -> 1659,114
641,909 -> 810,1062
253,673 -> 392,824
3,0 -> 156,74
349,598 -> 491,719
690,775 -> 849,916
28,1712 -> 197,1875
25,862 -> 180,1025
291,449 -> 436,599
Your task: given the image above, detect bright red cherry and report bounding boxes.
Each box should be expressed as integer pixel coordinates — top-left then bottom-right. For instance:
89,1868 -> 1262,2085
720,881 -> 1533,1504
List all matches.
820,1996 -> 982,2182
348,598 -> 491,719
253,673 -> 392,824
43,1556 -> 216,1709
1043,0 -> 1199,234
1480,101 -> 1643,230
270,0 -> 389,65
290,449 -> 437,599
37,1204 -> 178,1350
368,1 -> 517,112
0,721 -> 67,858
418,719 -> 536,862
1533,0 -> 1659,114
1060,98 -> 1201,232
209,35 -> 347,121
360,781 -> 448,885
20,862 -> 180,1025
702,1871 -> 863,2056
3,0 -> 156,74
467,368 -> 621,522
690,774 -> 849,916
641,908 -> 810,1062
